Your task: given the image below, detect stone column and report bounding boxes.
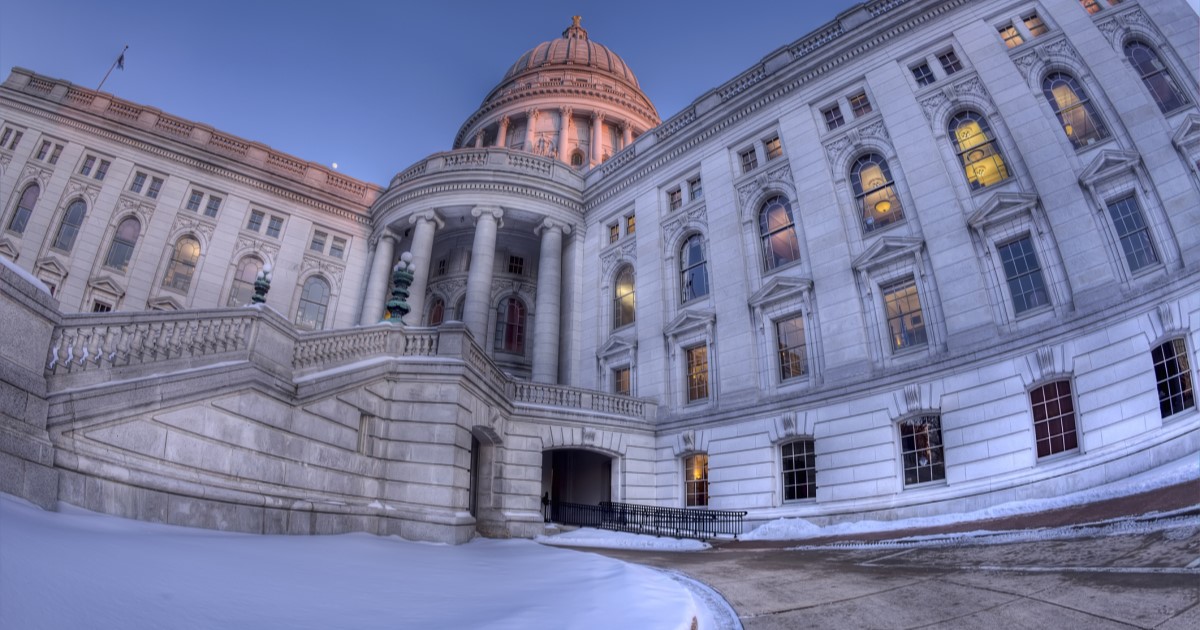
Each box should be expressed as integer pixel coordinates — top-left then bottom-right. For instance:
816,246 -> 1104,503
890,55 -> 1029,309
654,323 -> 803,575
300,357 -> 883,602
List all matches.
557,107 -> 572,164
404,210 -> 443,325
474,130 -> 485,148
524,109 -> 539,153
496,116 -> 510,149
463,206 -> 504,344
621,122 -> 633,148
590,113 -> 605,166
359,232 -> 396,325
532,219 -> 571,383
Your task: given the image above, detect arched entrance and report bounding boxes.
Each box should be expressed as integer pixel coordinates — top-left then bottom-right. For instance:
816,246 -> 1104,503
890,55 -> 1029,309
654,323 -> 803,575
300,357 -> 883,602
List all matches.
542,449 -> 613,506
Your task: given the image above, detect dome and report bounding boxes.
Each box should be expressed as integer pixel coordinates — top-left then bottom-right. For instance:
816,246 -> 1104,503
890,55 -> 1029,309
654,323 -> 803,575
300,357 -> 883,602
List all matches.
502,16 -> 639,88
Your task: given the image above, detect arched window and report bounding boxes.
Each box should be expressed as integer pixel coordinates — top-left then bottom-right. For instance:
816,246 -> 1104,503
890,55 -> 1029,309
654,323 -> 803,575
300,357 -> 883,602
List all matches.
851,154 -> 905,234
1042,72 -> 1109,148
225,256 -> 263,307
162,236 -> 201,293
295,276 -> 331,331
494,297 -> 526,353
758,196 -> 801,271
102,217 -> 141,272
1124,41 -> 1189,114
949,111 -> 1009,190
570,150 -> 585,168
612,265 -> 635,329
51,199 -> 87,252
428,297 -> 446,326
454,298 -> 466,321
680,234 -> 710,302
7,183 -> 39,234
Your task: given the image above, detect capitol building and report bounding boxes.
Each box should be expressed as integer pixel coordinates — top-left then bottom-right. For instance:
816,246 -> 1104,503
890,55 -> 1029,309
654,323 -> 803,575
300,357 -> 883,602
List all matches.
0,0 -> 1197,543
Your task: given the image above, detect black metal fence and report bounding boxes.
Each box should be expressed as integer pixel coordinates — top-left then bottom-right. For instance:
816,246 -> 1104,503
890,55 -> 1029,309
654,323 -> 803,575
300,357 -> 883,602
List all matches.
549,500 -> 747,540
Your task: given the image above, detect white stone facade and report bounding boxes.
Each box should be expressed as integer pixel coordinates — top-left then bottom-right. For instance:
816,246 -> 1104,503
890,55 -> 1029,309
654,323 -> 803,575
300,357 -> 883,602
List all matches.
1,0 -> 1198,543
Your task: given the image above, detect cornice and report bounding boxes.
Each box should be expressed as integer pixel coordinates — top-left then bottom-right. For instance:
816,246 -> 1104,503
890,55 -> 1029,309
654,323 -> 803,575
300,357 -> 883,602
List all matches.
374,179 -> 584,219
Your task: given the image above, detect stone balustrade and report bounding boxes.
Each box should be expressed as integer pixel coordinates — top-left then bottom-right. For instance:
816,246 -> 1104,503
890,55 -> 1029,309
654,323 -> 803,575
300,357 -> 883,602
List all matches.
387,147 -> 584,190
513,381 -> 655,421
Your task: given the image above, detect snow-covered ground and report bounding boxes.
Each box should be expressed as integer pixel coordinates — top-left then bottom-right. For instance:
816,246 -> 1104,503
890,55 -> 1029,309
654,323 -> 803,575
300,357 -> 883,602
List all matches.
536,526 -> 711,551
743,454 -> 1199,541
0,495 -> 709,630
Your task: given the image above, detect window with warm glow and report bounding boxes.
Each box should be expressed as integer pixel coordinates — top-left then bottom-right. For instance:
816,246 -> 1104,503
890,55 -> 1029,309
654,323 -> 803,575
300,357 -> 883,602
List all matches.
612,265 -> 635,329
949,111 -> 1009,190
851,154 -> 905,233
764,136 -> 783,161
776,316 -> 807,381
899,415 -> 945,486
162,236 -> 201,293
684,453 -> 708,507
612,367 -> 631,396
998,23 -> 1023,48
758,196 -> 801,271
685,344 -> 709,403
1042,73 -> 1109,149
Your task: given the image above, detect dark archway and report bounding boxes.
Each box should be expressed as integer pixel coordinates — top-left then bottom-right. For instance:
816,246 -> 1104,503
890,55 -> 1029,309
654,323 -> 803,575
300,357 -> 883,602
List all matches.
542,449 -> 612,506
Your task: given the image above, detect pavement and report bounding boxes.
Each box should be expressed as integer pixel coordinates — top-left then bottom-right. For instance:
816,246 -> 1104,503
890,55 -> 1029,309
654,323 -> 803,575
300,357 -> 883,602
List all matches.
583,479 -> 1200,629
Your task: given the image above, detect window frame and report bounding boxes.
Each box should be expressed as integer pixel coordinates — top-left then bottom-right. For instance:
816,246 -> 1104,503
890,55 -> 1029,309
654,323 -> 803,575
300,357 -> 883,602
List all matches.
1123,40 -> 1190,115
6,182 -> 40,235
897,414 -> 946,487
679,233 -> 710,304
948,110 -> 1011,191
1041,72 -> 1110,150
494,296 -> 527,355
225,256 -> 264,307
102,216 -> 142,273
881,277 -> 928,354
1152,338 -> 1195,419
161,236 -> 202,294
851,152 -> 906,234
757,195 -> 802,273
682,453 -> 709,507
294,275 -> 332,331
684,343 -> 709,404
611,264 -> 636,330
1028,379 -> 1080,459
996,234 -> 1052,316
780,439 -> 817,502
51,199 -> 87,253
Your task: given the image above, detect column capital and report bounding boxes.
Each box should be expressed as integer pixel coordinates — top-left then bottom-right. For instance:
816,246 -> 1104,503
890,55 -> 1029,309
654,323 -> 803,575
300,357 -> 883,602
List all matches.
369,230 -> 398,250
471,205 -> 505,226
526,108 -> 540,121
408,209 -> 445,230
591,111 -> 606,123
559,106 -> 573,119
535,218 -> 573,237
499,115 -> 511,129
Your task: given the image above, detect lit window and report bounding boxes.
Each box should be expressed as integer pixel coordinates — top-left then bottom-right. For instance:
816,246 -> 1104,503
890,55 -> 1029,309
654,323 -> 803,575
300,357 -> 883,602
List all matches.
822,105 -> 845,130
329,237 -> 346,259
882,278 -> 927,352
911,63 -> 936,86
680,234 -> 709,302
1042,72 -> 1109,149
852,153 -> 905,233
1080,0 -> 1121,13
1030,380 -> 1078,457
91,301 -> 113,313
185,191 -> 204,212
266,216 -> 283,238
683,453 -> 708,507
310,231 -> 328,253
625,214 -> 636,235
1124,41 -> 1189,114
685,344 -> 709,402
494,297 -> 526,353
94,160 -> 110,181
130,172 -> 147,194
295,276 -> 331,331
688,177 -> 703,201
608,223 -> 619,244
937,51 -> 963,75
52,199 -> 87,252
507,255 -> 524,275
612,265 -> 635,329
203,195 -> 221,218
428,297 -> 445,325
226,256 -> 263,307
899,415 -> 945,485
80,156 -> 96,177
949,111 -> 1009,190
246,210 -> 265,232
1023,13 -> 1048,38
103,217 -> 140,272
739,148 -> 758,173
781,440 -> 816,500
613,366 -> 631,396
1153,339 -> 1195,418
146,177 -> 163,199
999,24 -> 1024,48
162,237 -> 201,293
758,196 -> 801,271
776,316 -> 807,381
1106,195 -> 1158,272
668,188 -> 683,210
998,236 -> 1050,314
7,183 -> 39,234
764,136 -> 783,161
849,92 -> 872,117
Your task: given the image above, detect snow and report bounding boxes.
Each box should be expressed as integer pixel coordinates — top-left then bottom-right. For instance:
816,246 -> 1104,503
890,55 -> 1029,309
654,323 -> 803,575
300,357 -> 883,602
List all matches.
0,495 -> 707,630
0,255 -> 50,294
743,454 -> 1199,541
536,527 -> 711,551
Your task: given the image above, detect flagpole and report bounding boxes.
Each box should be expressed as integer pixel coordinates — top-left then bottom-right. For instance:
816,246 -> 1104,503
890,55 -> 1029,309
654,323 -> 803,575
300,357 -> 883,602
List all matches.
97,45 -> 128,92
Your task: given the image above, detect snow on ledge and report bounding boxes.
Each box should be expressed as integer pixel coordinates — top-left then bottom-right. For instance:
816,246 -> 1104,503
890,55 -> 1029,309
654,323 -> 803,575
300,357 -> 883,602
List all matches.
536,527 -> 711,551
0,256 -> 50,294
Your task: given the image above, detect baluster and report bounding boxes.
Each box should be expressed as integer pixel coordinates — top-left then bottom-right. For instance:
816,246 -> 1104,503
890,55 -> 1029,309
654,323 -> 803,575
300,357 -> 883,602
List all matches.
47,329 -> 64,372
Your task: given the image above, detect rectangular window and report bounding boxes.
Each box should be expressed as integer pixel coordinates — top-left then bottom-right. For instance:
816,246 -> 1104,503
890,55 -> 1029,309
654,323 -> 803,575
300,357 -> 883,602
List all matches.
329,237 -> 347,259
849,92 -> 873,117
436,258 -> 447,276
684,453 -> 709,507
507,255 -> 524,275
1030,380 -> 1078,457
5,130 -> 21,150
739,148 -> 758,173
997,237 -> 1050,314
613,367 -> 631,396
608,223 -> 619,244
937,51 -> 963,75
625,214 -> 636,235
900,415 -> 945,486
266,215 -> 283,238
147,177 -> 163,199
48,144 -> 63,164
685,344 -> 709,402
203,195 -> 221,218
246,210 -> 265,232
688,177 -> 703,201
80,156 -> 96,176
781,440 -> 817,501
999,24 -> 1024,48
1153,339 -> 1195,418
911,63 -> 936,87
1080,0 -> 1103,14
185,190 -> 204,212
95,160 -> 110,181
883,279 -> 928,352
36,140 -> 50,160
310,231 -> 327,253
91,301 -> 113,313
822,105 -> 845,131
0,128 -> 10,147
764,136 -> 783,161
776,316 -> 808,381
668,188 -> 683,210
1106,195 -> 1158,272
1023,13 -> 1049,37
130,172 -> 147,194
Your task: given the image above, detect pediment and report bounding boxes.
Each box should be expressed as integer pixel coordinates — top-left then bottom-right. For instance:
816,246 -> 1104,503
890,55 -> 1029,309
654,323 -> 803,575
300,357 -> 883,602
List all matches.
748,276 -> 813,310
1171,113 -> 1200,149
147,295 -> 183,311
0,237 -> 18,262
851,236 -> 924,273
967,192 -> 1039,230
598,335 -> 636,358
1078,149 -> 1140,186
664,309 -> 715,338
33,255 -> 70,280
87,275 -> 126,298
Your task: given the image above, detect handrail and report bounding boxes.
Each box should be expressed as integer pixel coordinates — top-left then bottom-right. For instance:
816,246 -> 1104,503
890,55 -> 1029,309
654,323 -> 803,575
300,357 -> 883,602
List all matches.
549,500 -> 746,540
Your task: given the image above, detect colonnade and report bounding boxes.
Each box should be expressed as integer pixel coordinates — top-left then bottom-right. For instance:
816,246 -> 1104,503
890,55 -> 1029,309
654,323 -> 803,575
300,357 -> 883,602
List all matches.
471,108 -> 636,168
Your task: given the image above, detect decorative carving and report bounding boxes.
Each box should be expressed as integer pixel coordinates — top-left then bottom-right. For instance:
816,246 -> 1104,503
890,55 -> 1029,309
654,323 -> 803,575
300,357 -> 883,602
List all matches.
904,383 -> 921,409
301,254 -> 346,289
661,203 -> 708,247
1036,346 -> 1055,375
21,163 -> 52,190
170,214 -> 215,242
233,234 -> 279,260
115,195 -> 155,225
63,179 -> 101,207
823,119 -> 891,171
599,239 -> 636,278
736,161 -> 796,211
